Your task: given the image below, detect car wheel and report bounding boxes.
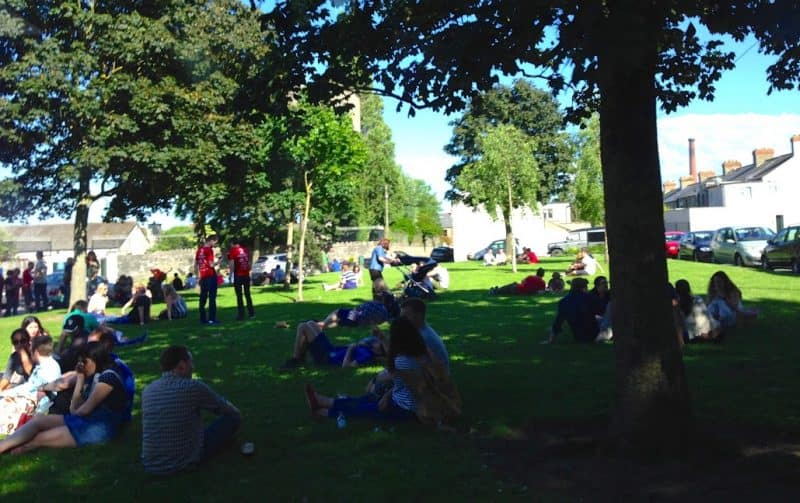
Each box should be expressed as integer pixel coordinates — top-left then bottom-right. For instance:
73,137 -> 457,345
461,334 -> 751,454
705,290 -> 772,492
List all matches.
761,256 -> 770,271
550,248 -> 564,257
734,254 -> 743,266
793,260 -> 800,275
693,251 -> 700,262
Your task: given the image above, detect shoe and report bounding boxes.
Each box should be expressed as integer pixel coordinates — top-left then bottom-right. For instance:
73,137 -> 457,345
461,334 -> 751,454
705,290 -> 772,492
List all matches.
240,442 -> 255,456
279,358 -> 303,371
207,320 -> 220,325
249,314 -> 256,319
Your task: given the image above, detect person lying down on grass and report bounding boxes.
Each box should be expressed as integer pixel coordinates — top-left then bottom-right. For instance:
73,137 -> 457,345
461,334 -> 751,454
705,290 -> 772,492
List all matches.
279,321 -> 388,371
317,291 -> 400,330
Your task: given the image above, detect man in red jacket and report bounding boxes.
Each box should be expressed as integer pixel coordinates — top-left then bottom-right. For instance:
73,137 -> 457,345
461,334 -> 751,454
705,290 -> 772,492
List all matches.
227,237 -> 254,321
195,235 -> 219,325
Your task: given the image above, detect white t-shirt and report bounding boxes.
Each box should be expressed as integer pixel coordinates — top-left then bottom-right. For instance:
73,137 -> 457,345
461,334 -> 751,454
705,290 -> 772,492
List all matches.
582,254 -> 598,275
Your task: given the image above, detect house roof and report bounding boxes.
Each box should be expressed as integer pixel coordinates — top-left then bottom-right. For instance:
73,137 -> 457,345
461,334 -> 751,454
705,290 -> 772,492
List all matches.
664,182 -> 702,204
720,152 -> 793,183
0,222 -> 140,253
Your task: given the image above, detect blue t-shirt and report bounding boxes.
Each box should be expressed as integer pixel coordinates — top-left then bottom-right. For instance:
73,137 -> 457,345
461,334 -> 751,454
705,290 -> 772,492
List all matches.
369,245 -> 387,271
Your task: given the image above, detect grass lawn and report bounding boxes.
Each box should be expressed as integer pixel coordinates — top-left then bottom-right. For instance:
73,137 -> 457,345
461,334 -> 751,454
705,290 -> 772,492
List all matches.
0,257 -> 798,500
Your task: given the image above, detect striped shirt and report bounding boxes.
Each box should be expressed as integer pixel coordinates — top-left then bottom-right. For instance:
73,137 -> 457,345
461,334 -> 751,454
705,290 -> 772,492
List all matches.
141,372 -> 231,474
392,355 -> 421,411
341,271 -> 357,289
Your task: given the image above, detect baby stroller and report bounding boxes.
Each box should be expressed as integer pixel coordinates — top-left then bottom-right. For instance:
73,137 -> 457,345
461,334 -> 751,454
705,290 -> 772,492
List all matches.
395,255 -> 438,300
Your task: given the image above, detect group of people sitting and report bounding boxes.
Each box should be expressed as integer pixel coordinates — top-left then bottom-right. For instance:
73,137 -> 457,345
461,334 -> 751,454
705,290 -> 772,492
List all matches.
545,268 -> 756,346
87,280 -> 188,327
488,267 -> 565,296
279,292 -> 459,426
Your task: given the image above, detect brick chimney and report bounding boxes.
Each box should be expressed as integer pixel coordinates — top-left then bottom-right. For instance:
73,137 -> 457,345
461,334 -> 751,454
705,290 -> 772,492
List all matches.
663,180 -> 677,193
698,170 -> 716,182
679,175 -> 696,189
722,160 -> 742,175
791,134 -> 800,154
752,147 -> 775,167
688,138 -> 697,181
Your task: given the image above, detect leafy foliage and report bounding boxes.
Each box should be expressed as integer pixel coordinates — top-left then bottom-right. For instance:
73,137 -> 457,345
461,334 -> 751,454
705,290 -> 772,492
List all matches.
570,115 -> 605,227
445,81 -> 572,203
150,226 -> 196,251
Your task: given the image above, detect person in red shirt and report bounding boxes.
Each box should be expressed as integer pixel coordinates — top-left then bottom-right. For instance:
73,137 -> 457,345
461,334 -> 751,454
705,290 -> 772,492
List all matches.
195,234 -> 219,325
518,247 -> 539,264
22,262 -> 34,310
489,267 -> 547,296
227,237 -> 254,320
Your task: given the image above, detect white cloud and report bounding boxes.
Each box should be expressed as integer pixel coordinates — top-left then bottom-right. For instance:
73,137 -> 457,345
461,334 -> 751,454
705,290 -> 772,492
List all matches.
658,113 -> 800,183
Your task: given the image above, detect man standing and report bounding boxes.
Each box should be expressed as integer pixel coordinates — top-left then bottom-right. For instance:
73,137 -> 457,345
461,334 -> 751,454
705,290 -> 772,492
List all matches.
368,238 -> 399,296
141,345 -> 241,475
195,234 -> 219,325
227,237 -> 254,320
22,262 -> 34,311
33,251 -> 48,311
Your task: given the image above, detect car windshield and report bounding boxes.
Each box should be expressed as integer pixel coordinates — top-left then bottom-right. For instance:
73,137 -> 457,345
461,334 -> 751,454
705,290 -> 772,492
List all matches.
734,227 -> 774,241
693,232 -> 713,241
665,234 -> 682,242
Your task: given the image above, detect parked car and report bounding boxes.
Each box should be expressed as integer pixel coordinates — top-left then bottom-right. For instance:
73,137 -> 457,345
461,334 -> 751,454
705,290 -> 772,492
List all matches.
710,226 -> 775,266
677,231 -> 714,261
547,227 -> 605,256
761,225 -> 800,273
430,246 -> 454,263
664,231 -> 685,259
467,239 -> 522,261
251,253 -> 306,285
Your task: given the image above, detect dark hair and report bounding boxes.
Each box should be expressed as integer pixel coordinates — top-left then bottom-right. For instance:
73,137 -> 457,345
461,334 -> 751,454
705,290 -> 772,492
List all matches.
675,279 -> 693,316
90,326 -> 117,348
381,292 -> 400,319
32,335 -> 53,356
78,341 -> 113,373
70,300 -> 88,312
594,276 -> 608,287
536,267 -> 545,277
387,316 -> 427,371
230,237 -> 240,245
11,328 -> 29,345
400,297 -> 427,319
21,316 -> 48,337
160,345 -> 191,371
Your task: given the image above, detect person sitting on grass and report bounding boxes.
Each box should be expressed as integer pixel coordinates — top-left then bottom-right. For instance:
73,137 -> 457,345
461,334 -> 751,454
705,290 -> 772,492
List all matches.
547,272 -> 565,293
0,342 -> 132,455
494,249 -> 507,265
279,320 -> 388,371
1,328 -> 32,392
675,279 -> 721,343
141,345 -> 241,475
305,316 -> 460,425
482,249 -> 496,266
565,248 -> 598,276
158,284 -> 188,320
0,335 -> 62,435
323,263 -> 359,292
489,268 -> 547,296
317,291 -> 400,331
545,278 -> 598,344
706,270 -> 758,329
518,247 -> 539,264
21,316 -> 50,340
109,282 -> 152,326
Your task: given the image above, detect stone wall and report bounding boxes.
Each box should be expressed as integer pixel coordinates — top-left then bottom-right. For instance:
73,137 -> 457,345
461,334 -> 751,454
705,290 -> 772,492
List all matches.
327,241 -> 432,263
117,248 -> 197,283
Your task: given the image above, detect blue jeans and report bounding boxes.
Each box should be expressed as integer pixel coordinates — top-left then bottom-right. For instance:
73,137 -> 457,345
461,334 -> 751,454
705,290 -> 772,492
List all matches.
198,277 -> 218,322
34,283 -> 48,311
328,394 -> 415,421
202,413 -> 241,461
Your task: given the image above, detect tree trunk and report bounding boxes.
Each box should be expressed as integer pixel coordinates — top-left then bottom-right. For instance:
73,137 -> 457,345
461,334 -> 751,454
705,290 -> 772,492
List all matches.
296,172 -> 312,302
505,175 -> 517,273
284,218 -> 294,290
598,9 -> 692,455
70,173 -> 92,308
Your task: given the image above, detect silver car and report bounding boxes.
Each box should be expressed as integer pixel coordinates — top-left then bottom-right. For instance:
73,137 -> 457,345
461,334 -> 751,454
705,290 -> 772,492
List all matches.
710,226 -> 775,266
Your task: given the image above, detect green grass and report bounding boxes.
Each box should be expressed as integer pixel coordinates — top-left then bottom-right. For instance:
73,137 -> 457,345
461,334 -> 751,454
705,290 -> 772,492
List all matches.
0,257 -> 798,500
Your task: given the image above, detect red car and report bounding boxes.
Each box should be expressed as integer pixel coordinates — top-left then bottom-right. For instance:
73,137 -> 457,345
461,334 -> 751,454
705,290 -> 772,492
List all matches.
665,231 -> 685,258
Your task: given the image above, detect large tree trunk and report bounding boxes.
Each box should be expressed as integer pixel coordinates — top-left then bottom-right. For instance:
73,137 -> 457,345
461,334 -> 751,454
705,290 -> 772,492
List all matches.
598,8 -> 692,455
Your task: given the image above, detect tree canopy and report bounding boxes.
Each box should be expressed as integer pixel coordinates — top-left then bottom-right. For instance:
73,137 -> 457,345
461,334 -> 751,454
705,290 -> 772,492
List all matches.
570,115 -> 605,227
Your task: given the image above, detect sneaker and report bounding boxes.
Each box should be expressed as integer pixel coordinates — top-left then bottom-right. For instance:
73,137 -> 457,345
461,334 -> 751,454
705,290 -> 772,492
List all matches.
279,358 -> 303,371
240,442 -> 255,456
207,320 -> 220,325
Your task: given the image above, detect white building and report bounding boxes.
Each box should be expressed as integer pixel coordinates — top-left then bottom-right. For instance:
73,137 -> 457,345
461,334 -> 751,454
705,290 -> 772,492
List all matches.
0,222 -> 151,280
664,135 -> 800,232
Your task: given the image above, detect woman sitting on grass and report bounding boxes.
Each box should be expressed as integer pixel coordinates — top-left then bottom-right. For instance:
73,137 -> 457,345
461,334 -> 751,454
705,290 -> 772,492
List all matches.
305,316 -> 428,421
322,263 -> 359,291
21,316 -> 50,340
0,342 -> 132,455
158,284 -> 188,320
0,329 -> 32,392
706,271 -> 757,328
675,279 -> 721,342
